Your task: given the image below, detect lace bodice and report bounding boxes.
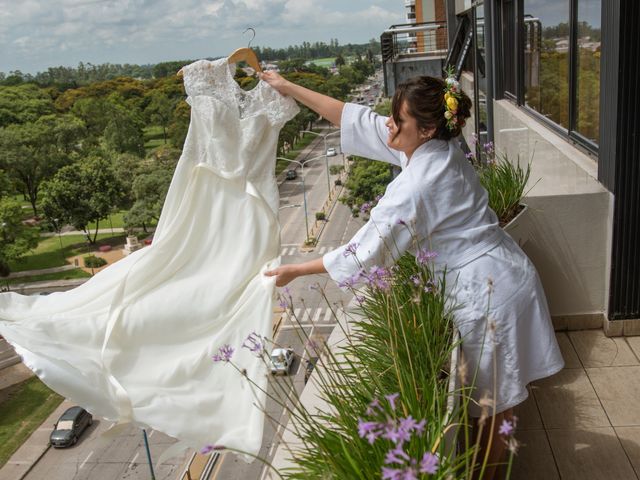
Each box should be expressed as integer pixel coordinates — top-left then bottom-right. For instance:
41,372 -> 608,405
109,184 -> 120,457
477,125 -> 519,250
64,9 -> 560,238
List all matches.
180,58 -> 299,214
182,58 -> 299,126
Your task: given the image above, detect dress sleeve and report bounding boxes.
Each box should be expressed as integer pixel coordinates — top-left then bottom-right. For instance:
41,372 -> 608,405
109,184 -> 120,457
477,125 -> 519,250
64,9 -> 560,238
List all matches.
322,173 -> 417,286
340,103 -> 403,167
264,87 -> 301,128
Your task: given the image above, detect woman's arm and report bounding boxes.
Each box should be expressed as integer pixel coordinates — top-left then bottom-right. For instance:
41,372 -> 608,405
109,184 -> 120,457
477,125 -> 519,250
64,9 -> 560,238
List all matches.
265,258 -> 326,287
259,71 -> 344,126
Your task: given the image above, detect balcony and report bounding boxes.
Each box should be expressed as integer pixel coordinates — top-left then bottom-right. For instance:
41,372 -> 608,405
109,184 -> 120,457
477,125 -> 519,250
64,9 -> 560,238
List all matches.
404,0 -> 416,6
380,21 -> 448,97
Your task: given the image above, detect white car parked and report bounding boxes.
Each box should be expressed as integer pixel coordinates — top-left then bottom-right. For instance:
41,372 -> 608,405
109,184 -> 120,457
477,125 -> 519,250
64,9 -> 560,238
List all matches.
326,147 -> 337,157
270,348 -> 294,375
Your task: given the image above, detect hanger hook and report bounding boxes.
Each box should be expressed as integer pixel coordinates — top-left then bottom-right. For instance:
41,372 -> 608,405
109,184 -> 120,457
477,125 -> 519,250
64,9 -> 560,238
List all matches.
243,27 -> 256,48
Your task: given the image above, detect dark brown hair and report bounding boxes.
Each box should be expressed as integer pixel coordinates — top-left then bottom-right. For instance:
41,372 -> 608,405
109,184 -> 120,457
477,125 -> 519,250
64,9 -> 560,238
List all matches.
391,75 -> 472,141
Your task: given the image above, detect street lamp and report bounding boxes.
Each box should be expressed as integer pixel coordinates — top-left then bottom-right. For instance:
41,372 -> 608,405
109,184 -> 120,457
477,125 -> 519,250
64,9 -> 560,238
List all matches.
277,157 -> 310,243
300,129 -> 341,199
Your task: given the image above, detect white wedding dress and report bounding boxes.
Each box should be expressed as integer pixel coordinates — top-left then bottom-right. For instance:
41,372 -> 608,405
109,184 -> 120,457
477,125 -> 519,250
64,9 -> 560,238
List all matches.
0,58 -> 299,455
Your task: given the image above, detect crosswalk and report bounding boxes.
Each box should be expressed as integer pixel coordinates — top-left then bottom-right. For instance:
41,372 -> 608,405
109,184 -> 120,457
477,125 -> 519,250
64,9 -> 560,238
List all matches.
280,245 -> 334,256
280,306 -> 336,326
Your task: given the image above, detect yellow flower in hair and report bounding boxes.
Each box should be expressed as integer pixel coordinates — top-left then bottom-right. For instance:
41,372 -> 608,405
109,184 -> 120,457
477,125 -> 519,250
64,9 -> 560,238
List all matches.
446,96 -> 458,111
444,92 -> 451,102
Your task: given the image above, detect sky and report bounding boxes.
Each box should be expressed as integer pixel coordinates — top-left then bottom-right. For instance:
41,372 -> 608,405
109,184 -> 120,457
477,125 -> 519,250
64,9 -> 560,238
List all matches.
0,0 -> 405,75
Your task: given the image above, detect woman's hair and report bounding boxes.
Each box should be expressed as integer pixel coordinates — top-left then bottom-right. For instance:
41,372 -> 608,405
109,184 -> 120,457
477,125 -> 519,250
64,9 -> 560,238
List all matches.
391,75 -> 472,141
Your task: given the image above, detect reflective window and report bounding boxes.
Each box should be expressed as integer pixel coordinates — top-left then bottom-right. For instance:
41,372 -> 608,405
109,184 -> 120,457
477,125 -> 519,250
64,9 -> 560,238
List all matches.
523,0 -> 570,129
576,0 -> 601,143
475,4 -> 489,147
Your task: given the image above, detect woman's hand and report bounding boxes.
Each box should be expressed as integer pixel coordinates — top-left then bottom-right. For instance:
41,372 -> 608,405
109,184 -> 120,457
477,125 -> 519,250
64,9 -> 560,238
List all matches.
258,71 -> 291,96
264,264 -> 300,287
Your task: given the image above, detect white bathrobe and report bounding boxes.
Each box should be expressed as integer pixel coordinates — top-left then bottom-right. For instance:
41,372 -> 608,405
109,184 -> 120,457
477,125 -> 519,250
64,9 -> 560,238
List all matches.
323,103 -> 564,415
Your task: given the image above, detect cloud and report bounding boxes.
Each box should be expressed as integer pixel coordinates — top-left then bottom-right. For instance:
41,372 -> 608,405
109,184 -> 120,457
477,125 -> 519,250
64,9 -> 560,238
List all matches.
0,0 -> 404,73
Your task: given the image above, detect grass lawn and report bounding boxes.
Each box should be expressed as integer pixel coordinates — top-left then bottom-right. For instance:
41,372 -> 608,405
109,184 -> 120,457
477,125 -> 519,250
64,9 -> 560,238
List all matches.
9,233 -> 126,272
6,269 -> 91,286
306,57 -> 335,67
0,377 -> 64,468
144,125 -> 167,152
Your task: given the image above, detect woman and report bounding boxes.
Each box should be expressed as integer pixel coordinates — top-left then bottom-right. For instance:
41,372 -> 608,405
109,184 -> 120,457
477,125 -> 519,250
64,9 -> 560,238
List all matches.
261,71 -> 564,476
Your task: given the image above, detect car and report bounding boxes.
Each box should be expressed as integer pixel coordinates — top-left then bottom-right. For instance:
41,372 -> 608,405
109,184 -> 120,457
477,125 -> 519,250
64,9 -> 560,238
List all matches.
326,147 -> 337,157
50,406 -> 93,448
304,356 -> 319,384
285,169 -> 297,180
270,347 -> 295,375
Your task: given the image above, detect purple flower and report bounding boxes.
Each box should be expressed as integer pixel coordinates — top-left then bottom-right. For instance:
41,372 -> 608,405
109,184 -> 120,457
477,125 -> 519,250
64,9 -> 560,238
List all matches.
242,332 -> 265,357
385,446 -> 411,465
278,296 -> 289,309
338,276 -> 355,289
360,202 -> 372,214
364,265 -> 391,291
212,344 -> 234,363
420,452 -> 439,474
357,419 -> 382,444
282,286 -> 291,296
200,444 -> 224,454
396,218 -> 407,226
343,242 -> 359,257
385,393 -> 400,411
499,418 -> 516,436
416,249 -> 438,265
382,466 -> 418,480
410,274 -> 421,286
355,295 -> 366,305
366,397 -> 382,416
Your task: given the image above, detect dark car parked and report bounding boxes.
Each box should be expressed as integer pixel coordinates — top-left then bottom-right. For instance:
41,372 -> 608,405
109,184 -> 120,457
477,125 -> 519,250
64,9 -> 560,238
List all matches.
285,169 -> 297,180
50,406 -> 93,448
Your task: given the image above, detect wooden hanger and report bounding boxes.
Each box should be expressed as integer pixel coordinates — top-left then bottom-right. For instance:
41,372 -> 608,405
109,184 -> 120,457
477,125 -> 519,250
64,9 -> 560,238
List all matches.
177,28 -> 262,77
228,47 -> 262,73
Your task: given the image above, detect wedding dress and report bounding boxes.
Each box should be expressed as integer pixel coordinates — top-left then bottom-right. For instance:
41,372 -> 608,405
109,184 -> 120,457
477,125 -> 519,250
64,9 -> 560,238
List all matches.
0,58 -> 299,455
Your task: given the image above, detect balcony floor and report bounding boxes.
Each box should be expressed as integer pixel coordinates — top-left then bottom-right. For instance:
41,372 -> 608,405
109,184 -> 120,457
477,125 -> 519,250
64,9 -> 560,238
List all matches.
511,329 -> 640,479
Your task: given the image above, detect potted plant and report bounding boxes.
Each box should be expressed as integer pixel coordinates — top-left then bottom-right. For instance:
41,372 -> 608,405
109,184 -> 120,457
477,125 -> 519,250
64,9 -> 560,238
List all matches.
467,141 -> 534,245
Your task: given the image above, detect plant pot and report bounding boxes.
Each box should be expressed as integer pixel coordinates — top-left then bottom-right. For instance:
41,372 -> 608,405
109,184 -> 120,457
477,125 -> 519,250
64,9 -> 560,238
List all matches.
503,203 -> 530,247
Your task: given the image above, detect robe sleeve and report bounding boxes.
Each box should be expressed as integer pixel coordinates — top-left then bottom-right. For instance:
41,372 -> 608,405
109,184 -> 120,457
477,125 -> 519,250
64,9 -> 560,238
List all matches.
340,103 -> 403,167
322,173 -> 418,286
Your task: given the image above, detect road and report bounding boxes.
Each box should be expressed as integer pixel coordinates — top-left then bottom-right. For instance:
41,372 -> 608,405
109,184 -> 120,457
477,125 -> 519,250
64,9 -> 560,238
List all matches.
20,68 -> 385,479
25,421 -> 188,480
207,130 -> 365,480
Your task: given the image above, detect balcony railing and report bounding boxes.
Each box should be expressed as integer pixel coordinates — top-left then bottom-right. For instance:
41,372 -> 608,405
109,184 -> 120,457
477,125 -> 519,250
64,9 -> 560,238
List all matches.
381,21 -> 448,61
404,0 -> 416,6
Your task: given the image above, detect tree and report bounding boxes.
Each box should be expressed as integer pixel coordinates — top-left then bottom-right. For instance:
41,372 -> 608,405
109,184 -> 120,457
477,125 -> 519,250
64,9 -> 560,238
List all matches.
0,114 -> 85,216
40,155 -> 124,244
0,171 -> 39,277
168,100 -> 190,149
144,91 -> 174,144
335,54 -> 346,67
103,101 -> 145,156
123,169 -> 173,232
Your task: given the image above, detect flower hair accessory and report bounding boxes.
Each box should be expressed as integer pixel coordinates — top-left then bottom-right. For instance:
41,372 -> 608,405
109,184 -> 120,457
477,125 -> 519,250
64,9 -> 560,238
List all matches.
443,67 -> 463,130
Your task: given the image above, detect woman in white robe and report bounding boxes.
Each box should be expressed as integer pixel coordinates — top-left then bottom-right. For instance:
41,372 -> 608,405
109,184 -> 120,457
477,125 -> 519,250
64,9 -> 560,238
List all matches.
261,72 -> 564,474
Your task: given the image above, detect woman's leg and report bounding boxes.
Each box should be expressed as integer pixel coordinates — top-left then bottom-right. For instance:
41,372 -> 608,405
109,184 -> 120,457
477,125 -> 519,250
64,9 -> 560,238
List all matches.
473,408 -> 514,480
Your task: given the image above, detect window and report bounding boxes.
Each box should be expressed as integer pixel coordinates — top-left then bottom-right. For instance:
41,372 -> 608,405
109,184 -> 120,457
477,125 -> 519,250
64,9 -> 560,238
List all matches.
500,0 -> 517,97
524,0 -> 570,129
575,0 -> 601,143
498,0 -> 601,151
475,5 -> 489,147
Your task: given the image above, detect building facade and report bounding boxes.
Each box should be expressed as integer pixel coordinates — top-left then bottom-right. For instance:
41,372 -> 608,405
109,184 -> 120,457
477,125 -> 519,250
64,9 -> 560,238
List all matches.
384,0 -> 639,333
